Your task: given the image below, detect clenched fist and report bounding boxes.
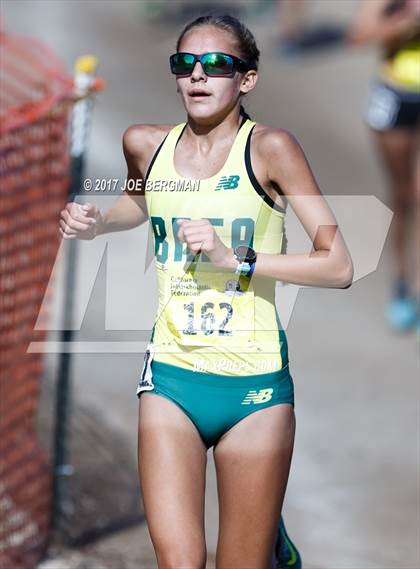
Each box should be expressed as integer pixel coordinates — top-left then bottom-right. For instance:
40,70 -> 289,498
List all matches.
59,202 -> 103,240
176,218 -> 234,269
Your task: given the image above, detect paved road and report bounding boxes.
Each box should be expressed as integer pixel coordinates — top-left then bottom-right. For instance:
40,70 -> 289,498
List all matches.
4,1 -> 419,567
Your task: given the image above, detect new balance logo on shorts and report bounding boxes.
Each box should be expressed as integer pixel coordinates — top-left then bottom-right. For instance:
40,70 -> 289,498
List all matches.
215,175 -> 240,190
241,388 -> 273,405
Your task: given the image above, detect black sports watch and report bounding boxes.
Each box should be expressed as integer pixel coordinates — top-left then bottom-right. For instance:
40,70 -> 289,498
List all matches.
233,245 -> 257,277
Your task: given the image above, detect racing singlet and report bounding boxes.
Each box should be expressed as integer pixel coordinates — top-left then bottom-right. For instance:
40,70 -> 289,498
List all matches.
380,37 -> 420,92
144,115 -> 290,377
378,0 -> 420,94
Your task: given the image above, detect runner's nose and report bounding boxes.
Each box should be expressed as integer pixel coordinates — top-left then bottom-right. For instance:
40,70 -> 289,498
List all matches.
191,60 -> 207,80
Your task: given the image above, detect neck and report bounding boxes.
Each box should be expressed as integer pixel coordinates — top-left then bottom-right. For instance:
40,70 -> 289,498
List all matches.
184,107 -> 243,150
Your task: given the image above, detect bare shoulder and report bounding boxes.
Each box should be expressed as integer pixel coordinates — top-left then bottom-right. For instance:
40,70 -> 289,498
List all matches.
250,122 -> 321,198
251,123 -> 304,166
122,123 -> 175,158
122,123 -> 176,179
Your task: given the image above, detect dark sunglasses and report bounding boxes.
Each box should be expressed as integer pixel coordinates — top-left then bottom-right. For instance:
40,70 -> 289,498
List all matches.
169,52 -> 251,77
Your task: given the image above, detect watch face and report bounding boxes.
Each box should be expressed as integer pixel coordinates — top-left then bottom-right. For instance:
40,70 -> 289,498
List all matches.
235,245 -> 256,263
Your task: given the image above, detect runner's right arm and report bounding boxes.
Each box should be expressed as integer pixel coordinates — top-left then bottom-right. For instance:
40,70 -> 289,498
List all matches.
59,124 -> 150,240
98,125 -> 150,235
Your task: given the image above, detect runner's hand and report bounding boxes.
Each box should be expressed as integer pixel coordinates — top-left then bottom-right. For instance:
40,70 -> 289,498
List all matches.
176,218 -> 233,269
59,202 -> 102,240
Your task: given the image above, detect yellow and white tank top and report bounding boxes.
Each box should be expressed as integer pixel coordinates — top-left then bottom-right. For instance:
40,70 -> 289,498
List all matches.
144,115 -> 290,376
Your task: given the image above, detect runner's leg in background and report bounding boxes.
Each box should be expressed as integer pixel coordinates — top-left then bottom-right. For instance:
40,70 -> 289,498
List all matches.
373,127 -> 418,329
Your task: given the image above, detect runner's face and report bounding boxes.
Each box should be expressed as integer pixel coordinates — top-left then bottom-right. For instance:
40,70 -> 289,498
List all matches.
176,26 -> 251,121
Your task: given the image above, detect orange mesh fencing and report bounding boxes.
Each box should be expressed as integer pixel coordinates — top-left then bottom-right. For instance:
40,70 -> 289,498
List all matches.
0,30 -> 73,569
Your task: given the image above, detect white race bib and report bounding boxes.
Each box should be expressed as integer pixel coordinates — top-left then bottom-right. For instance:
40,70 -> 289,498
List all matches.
164,275 -> 255,347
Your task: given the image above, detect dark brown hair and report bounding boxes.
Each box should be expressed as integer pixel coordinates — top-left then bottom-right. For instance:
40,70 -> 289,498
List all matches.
175,13 -> 260,119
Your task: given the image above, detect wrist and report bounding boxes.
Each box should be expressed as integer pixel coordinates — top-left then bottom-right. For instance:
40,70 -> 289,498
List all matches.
218,247 -> 237,271
94,211 -> 106,236
232,245 -> 257,276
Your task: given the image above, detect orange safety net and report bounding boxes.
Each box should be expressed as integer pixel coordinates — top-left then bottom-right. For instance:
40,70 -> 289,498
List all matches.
0,30 -> 73,569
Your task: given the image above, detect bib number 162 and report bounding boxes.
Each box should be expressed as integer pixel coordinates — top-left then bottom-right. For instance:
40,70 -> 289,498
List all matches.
182,301 -> 233,336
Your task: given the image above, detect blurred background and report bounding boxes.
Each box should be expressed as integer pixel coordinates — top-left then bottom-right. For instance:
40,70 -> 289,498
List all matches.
0,1 -> 418,568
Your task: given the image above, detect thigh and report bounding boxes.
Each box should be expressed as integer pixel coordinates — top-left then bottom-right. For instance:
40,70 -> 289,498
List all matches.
366,83 -> 418,191
373,128 -> 416,190
414,125 -> 420,199
213,403 -> 295,569
138,391 -> 208,568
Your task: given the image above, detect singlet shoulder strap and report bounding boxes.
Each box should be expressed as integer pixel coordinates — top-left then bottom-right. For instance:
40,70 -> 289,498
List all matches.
144,123 -> 185,182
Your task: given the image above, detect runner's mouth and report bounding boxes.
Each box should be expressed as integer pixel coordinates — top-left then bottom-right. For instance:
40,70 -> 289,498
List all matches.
189,91 -> 211,98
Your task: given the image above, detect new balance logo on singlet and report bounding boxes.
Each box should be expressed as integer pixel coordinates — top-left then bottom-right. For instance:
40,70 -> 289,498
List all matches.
215,175 -> 240,190
241,388 -> 274,405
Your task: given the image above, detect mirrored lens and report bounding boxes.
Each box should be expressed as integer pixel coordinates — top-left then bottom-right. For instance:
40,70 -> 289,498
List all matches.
171,53 -> 195,74
202,53 -> 234,75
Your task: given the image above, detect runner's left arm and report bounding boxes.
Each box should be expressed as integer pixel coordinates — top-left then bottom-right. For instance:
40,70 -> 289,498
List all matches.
220,128 -> 354,289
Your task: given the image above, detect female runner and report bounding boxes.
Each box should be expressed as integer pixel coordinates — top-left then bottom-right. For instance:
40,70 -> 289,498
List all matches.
347,0 -> 420,332
60,13 -> 353,569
